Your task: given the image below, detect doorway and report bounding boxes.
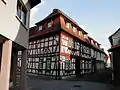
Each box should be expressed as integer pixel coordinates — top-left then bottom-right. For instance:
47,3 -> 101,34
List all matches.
9,50 -> 18,89
75,57 -> 80,76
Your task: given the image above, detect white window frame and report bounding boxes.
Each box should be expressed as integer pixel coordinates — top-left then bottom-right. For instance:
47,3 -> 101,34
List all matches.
91,40 -> 94,44
66,21 -> 70,28
96,43 -> 98,47
39,25 -> 42,30
72,26 -> 76,32
84,34 -> 87,39
48,21 -> 53,28
79,31 -> 83,37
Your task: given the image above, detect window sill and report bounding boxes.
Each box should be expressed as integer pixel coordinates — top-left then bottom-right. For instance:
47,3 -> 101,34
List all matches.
16,15 -> 29,31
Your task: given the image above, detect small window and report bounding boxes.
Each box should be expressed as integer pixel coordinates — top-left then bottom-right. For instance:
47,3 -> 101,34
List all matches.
79,31 -> 81,36
96,43 -> 98,47
84,34 -> 88,39
84,35 -> 87,39
79,31 -> 83,37
91,40 -> 94,44
39,25 -> 42,30
48,21 -> 53,28
66,21 -> 70,28
72,26 -> 76,32
17,0 -> 27,25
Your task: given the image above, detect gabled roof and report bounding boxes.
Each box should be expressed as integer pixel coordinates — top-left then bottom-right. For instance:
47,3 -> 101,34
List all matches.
109,28 -> 120,46
109,28 -> 120,39
35,9 -> 87,34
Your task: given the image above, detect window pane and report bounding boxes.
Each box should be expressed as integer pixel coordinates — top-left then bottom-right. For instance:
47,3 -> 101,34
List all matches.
16,0 -> 27,25
21,9 -> 26,25
48,21 -> 52,28
73,26 -> 76,32
39,25 -> 42,30
17,1 -> 21,18
66,22 -> 69,28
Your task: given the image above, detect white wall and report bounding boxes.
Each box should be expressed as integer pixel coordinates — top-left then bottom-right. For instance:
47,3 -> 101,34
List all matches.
0,0 -> 31,48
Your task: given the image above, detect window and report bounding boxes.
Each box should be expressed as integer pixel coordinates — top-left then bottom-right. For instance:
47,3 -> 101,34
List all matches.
84,34 -> 89,40
84,34 -> 86,39
39,25 -> 42,30
79,31 -> 83,37
48,21 -> 53,28
91,40 -> 94,44
96,43 -> 98,47
84,35 -> 86,39
66,21 -> 70,28
17,0 -> 27,25
72,26 -> 76,32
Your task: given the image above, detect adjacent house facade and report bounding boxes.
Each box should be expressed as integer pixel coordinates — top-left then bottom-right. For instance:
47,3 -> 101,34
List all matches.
108,28 -> 120,86
27,9 -> 107,79
0,0 -> 41,90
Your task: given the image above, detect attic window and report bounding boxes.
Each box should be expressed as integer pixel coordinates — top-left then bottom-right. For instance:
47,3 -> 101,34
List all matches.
96,43 -> 98,47
66,21 -> 70,28
79,31 -> 83,36
72,26 -> 76,32
84,34 -> 87,39
91,40 -> 94,44
48,21 -> 53,28
39,25 -> 42,30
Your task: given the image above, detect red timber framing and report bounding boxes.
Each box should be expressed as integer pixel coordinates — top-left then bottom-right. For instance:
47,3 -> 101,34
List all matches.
20,9 -> 107,80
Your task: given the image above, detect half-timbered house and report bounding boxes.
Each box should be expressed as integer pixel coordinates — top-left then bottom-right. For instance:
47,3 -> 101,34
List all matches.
27,9 -> 107,79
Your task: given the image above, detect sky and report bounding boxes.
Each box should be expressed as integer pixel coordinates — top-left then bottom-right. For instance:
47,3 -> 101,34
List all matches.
30,0 -> 120,54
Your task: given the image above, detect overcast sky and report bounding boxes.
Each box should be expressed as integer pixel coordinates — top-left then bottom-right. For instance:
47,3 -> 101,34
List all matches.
30,0 -> 120,54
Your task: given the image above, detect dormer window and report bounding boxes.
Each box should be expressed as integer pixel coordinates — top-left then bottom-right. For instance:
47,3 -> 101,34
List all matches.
91,40 -> 94,44
48,21 -> 53,28
96,43 -> 98,47
72,26 -> 76,32
66,21 -> 70,28
79,31 -> 83,37
84,34 -> 87,39
39,25 -> 42,30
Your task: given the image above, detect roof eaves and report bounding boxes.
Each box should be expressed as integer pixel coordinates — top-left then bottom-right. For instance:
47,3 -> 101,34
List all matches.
30,0 -> 41,9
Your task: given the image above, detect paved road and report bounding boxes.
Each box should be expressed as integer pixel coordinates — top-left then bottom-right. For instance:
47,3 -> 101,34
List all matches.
66,69 -> 112,84
26,69 -> 119,90
27,75 -> 113,90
